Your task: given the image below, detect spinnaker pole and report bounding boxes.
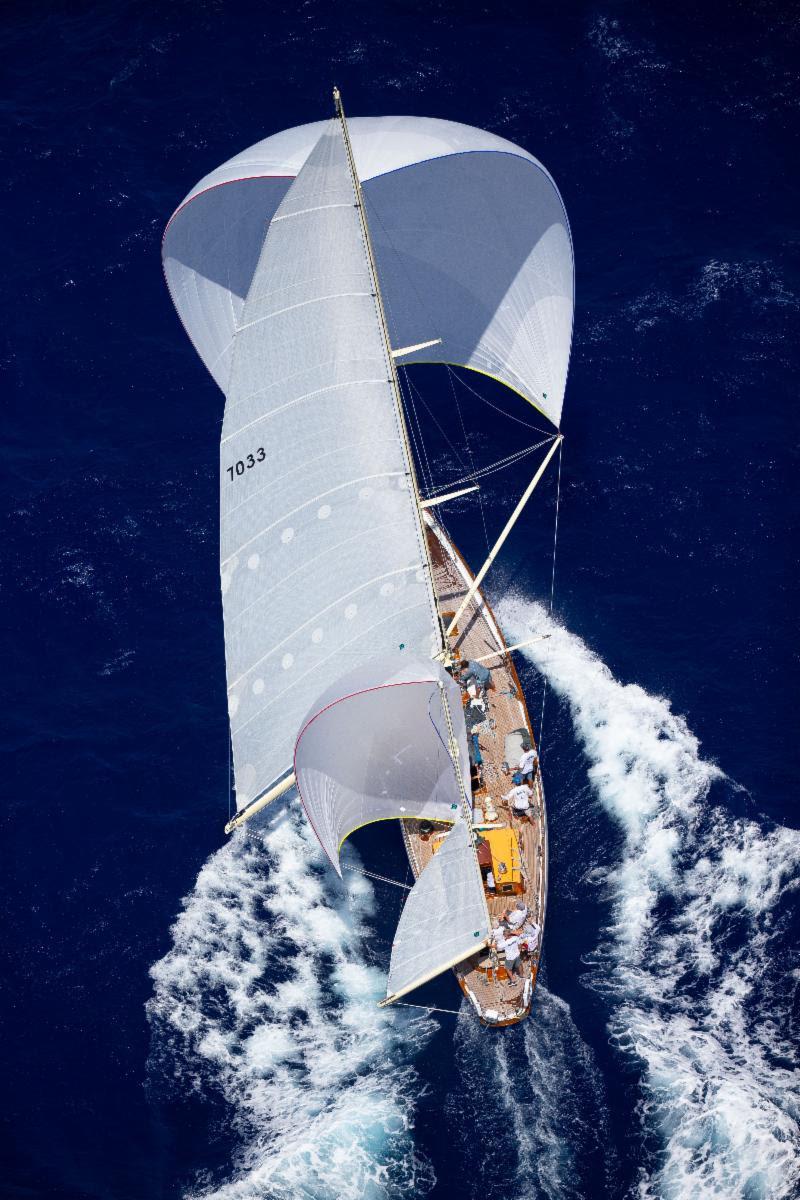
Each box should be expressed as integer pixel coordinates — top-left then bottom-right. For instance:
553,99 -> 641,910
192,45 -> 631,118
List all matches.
446,434 -> 563,639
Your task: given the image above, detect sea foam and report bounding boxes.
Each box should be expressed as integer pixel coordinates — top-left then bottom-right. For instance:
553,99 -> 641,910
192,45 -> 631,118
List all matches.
148,597 -> 798,1200
147,807 -> 436,1199
498,595 -> 800,1200
451,985 -> 614,1199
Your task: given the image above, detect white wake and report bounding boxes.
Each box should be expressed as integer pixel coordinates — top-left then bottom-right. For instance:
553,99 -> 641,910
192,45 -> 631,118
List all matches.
452,985 -> 613,1199
147,806 -> 435,1199
498,595 -> 800,1200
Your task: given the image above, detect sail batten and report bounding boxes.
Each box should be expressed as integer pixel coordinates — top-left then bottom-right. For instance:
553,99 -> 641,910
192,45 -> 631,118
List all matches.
222,121 -> 442,810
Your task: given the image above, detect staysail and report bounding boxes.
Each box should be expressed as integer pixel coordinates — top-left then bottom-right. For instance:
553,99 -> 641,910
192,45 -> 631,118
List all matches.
383,815 -> 491,1004
221,120 -> 442,812
293,657 -> 468,872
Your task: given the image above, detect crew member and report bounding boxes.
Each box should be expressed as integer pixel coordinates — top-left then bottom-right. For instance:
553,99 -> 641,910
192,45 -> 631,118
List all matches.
503,931 -> 523,984
502,781 -> 534,819
460,659 -> 494,692
504,900 -> 528,930
520,921 -> 541,954
519,744 -> 539,784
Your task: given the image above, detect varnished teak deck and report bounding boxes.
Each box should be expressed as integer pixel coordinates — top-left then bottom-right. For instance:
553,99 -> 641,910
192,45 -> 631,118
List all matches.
400,517 -> 548,1025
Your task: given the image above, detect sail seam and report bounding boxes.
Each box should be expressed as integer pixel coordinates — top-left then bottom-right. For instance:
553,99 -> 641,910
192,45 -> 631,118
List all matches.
230,598 -> 431,755
228,517 -> 420,626
235,291 -> 373,332
221,378 -> 389,446
227,565 -> 423,691
272,201 -> 355,222
225,435 -> 413,517
221,471 -> 404,565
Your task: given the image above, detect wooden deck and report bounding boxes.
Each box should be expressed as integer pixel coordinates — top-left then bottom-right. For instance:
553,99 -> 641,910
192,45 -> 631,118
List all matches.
400,516 -> 548,1026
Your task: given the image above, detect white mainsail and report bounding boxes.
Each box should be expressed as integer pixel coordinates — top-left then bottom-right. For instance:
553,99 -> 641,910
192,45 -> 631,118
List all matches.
293,657 -> 468,872
221,121 -> 441,812
384,815 -> 491,1004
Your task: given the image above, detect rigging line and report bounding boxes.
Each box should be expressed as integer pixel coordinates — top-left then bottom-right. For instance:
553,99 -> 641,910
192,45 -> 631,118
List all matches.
427,436 -> 552,494
388,1001 -> 461,1016
446,366 -> 491,557
398,364 -> 434,495
409,372 -> 436,496
397,367 -> 426,491
398,847 -> 411,926
342,864 -> 412,890
406,370 -> 470,479
538,437 -> 563,755
449,365 -> 553,436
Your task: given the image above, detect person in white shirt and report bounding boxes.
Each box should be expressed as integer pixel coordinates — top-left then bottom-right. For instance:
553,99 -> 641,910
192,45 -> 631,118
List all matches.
502,932 -> 523,983
491,924 -> 506,952
504,900 -> 528,930
518,745 -> 539,784
520,921 -> 541,954
502,782 -> 533,819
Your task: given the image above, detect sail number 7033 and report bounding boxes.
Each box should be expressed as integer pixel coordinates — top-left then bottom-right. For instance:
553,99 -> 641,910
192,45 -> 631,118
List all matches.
226,447 -> 266,481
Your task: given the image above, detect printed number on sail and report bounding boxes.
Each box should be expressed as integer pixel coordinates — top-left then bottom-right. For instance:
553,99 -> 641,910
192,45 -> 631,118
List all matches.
225,447 -> 266,481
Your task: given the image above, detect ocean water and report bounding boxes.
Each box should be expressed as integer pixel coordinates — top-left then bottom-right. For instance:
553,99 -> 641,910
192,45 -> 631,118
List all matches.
3,2 -> 798,1198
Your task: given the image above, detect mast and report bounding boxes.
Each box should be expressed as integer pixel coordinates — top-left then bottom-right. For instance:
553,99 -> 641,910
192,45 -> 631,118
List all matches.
334,92 -> 491,1007
333,87 -> 445,656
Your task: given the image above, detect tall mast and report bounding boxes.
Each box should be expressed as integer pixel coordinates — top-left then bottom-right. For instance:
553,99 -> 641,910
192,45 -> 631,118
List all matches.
333,87 -> 445,656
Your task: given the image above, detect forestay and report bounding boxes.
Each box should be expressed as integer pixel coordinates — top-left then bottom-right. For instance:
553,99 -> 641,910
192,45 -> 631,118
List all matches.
385,815 -> 491,1003
221,122 -> 441,811
293,657 -> 468,872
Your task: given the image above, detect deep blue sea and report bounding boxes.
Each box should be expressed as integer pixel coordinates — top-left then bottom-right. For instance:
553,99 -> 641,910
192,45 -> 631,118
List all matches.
3,3 -> 798,1198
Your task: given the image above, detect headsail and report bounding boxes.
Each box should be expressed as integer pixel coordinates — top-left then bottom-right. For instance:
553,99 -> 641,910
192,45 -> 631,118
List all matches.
383,815 -> 491,1005
293,657 -> 468,873
164,117 -> 574,429
221,121 -> 441,812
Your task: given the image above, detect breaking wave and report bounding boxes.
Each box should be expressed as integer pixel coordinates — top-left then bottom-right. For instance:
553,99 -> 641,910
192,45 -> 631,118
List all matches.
147,805 -> 436,1199
498,595 -> 800,1200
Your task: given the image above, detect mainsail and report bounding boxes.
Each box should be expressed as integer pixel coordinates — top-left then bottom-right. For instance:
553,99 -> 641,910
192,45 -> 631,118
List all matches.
383,815 -> 491,1004
221,120 -> 441,812
293,657 -> 468,872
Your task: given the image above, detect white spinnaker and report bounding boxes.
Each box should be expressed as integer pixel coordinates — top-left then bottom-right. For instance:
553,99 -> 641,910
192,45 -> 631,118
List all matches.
164,116 -> 574,428
294,657 -> 468,873
221,122 -> 440,811
386,816 -> 490,1002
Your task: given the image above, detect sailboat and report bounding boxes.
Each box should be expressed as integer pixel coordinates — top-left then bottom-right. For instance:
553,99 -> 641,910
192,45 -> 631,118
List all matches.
163,91 -> 573,1025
